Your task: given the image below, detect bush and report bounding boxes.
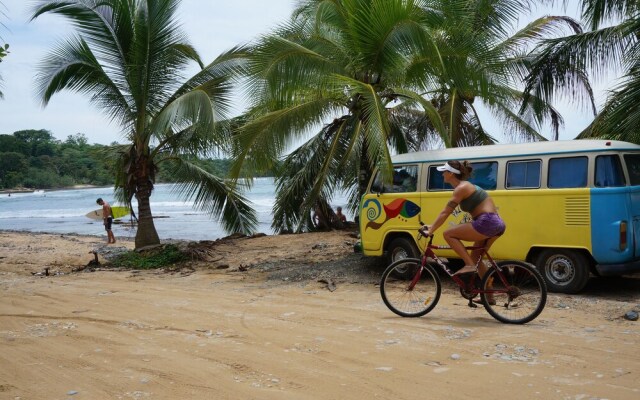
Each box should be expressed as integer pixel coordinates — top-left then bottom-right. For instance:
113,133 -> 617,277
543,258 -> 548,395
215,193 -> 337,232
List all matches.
111,244 -> 187,269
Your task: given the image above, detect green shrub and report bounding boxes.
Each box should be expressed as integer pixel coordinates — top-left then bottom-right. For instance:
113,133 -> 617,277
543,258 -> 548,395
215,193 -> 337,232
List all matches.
111,244 -> 187,270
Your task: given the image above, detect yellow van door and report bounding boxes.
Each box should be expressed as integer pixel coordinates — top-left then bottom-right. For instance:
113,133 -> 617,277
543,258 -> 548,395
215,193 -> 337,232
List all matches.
360,165 -> 421,255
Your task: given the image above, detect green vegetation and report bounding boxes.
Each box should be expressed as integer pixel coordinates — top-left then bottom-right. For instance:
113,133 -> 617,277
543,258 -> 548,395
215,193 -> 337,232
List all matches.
524,0 -> 640,143
0,129 -> 256,190
0,130 -> 113,189
234,0 -> 579,233
110,245 -> 187,270
31,0 -> 257,249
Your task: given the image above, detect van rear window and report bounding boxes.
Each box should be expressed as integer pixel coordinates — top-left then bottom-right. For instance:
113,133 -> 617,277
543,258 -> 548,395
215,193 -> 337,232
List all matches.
595,155 -> 625,187
624,154 -> 640,185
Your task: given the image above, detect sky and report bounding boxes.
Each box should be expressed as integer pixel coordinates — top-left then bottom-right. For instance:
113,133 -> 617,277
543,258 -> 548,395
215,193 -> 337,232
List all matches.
0,0 -> 615,145
0,0 -> 294,144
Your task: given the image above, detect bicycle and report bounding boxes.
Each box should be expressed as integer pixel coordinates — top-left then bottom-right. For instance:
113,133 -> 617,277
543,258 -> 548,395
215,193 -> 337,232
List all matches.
380,227 -> 547,324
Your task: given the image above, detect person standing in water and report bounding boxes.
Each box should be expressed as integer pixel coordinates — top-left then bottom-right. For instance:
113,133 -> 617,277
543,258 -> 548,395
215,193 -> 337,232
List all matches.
96,198 -> 116,244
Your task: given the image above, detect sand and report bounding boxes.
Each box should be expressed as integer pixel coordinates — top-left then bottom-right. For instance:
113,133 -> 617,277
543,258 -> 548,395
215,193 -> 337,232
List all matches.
0,230 -> 639,399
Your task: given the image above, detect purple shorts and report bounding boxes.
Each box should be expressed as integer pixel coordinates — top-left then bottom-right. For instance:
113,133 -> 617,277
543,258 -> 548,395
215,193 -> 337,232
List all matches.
472,213 -> 506,237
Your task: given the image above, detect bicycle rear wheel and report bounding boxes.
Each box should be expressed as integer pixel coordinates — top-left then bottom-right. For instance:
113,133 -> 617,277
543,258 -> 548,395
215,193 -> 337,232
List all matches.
481,260 -> 547,324
380,258 -> 441,317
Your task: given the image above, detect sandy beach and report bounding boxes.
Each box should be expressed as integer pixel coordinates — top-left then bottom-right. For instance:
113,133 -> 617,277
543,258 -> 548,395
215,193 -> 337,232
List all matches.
0,230 -> 639,399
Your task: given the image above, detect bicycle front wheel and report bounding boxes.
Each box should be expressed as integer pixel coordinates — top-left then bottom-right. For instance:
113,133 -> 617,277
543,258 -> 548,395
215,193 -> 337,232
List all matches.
481,260 -> 547,324
380,258 -> 441,318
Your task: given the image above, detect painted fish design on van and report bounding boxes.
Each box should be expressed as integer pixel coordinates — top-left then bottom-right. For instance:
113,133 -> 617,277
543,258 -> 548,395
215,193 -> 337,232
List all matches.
363,198 -> 421,230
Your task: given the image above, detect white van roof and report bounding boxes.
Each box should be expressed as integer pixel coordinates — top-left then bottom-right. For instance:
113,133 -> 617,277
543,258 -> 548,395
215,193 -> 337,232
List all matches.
392,140 -> 640,164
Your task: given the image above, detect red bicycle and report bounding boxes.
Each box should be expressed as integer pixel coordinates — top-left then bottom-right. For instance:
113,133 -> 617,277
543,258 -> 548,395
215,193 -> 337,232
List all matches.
380,228 -> 547,324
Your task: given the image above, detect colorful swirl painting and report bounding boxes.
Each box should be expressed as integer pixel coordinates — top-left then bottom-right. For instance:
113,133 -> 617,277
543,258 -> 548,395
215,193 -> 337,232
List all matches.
362,198 -> 421,230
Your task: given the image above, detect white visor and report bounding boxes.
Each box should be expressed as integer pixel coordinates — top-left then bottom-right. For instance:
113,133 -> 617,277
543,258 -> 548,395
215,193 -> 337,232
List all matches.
436,162 -> 460,174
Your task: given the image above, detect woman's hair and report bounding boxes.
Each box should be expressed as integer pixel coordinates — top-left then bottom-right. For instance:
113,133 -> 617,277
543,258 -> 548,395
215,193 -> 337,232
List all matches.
448,160 -> 473,180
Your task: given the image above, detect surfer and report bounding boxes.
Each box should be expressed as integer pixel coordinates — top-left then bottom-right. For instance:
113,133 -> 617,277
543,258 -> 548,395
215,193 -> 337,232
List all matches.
96,198 -> 116,244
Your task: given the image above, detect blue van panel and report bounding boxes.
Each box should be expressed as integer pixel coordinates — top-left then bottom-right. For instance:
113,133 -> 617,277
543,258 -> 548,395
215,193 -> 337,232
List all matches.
590,187 -> 635,264
630,187 -> 640,258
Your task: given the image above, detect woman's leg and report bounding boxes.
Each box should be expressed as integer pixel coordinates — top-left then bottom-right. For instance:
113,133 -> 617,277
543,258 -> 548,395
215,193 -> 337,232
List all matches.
473,236 -> 499,277
442,223 -> 489,271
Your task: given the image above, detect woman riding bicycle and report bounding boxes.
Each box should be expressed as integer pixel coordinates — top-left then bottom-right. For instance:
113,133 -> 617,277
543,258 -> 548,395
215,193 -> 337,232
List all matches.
421,160 -> 506,278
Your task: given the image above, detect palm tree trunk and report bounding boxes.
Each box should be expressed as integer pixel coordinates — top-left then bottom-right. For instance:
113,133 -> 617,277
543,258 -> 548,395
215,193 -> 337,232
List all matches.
358,141 -> 371,200
134,170 -> 160,249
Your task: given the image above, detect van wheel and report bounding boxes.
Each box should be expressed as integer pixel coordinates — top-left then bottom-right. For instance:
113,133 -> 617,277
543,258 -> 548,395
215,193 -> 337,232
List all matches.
387,238 -> 420,278
534,249 -> 590,294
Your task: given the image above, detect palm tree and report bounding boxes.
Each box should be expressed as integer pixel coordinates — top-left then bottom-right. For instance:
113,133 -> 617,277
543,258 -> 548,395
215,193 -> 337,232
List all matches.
523,0 -> 639,143
31,0 -> 257,248
234,0 -> 579,233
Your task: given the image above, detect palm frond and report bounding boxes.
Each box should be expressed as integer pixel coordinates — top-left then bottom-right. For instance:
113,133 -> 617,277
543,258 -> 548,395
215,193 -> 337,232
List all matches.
271,124 -> 352,233
580,71 -> 640,143
163,157 -> 257,235
150,89 -> 216,155
523,21 -> 635,106
171,45 -> 250,120
34,36 -> 132,126
229,97 -> 343,179
581,0 -> 640,30
495,15 -> 582,56
486,100 -> 551,142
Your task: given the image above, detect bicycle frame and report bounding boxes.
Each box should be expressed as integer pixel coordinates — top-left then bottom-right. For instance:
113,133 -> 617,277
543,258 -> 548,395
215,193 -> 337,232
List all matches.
414,233 -> 503,302
380,230 -> 548,323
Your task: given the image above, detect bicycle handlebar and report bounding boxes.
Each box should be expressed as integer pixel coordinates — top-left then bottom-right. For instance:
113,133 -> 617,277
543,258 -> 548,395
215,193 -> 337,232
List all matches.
417,222 -> 434,245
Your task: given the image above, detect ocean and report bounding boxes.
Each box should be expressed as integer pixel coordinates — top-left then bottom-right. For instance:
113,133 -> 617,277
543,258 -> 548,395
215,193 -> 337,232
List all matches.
0,178 -> 351,241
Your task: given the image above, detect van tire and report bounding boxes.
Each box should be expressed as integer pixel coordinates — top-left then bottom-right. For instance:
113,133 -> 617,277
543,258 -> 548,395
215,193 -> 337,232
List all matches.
387,237 -> 420,279
535,249 -> 590,294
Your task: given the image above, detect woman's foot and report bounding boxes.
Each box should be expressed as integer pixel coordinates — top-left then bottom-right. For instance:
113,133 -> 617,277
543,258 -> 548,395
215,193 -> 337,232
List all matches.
453,265 -> 477,275
472,296 -> 496,306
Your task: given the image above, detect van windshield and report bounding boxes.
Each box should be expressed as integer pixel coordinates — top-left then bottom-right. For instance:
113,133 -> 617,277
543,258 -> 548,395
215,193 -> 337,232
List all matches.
370,165 -> 418,193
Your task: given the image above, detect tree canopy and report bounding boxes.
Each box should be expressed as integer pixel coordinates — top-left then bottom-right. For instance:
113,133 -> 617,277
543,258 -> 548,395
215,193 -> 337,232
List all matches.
524,0 -> 640,143
233,0 -> 582,233
30,0 -> 257,248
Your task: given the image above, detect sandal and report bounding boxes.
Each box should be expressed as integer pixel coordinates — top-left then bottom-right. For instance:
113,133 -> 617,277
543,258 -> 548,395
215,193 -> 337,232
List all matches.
453,265 -> 477,275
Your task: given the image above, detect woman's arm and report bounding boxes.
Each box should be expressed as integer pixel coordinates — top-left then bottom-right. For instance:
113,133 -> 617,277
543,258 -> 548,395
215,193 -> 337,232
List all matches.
425,201 -> 457,235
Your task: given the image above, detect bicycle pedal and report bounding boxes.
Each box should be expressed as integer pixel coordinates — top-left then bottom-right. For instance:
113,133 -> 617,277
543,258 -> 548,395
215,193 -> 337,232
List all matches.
467,299 -> 478,308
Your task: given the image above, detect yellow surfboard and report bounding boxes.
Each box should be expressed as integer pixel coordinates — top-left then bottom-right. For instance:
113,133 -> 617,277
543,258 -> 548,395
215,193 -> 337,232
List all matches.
85,206 -> 130,220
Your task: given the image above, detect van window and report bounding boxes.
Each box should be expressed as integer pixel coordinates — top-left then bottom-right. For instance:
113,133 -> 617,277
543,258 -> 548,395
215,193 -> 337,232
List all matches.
371,165 -> 418,193
428,166 -> 449,190
506,160 -> 541,189
428,161 -> 498,190
468,162 -> 498,190
624,154 -> 640,185
595,155 -> 625,187
548,156 -> 588,188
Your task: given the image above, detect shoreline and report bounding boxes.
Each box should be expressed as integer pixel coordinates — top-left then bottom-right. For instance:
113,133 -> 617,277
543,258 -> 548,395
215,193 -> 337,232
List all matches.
0,184 -> 101,195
